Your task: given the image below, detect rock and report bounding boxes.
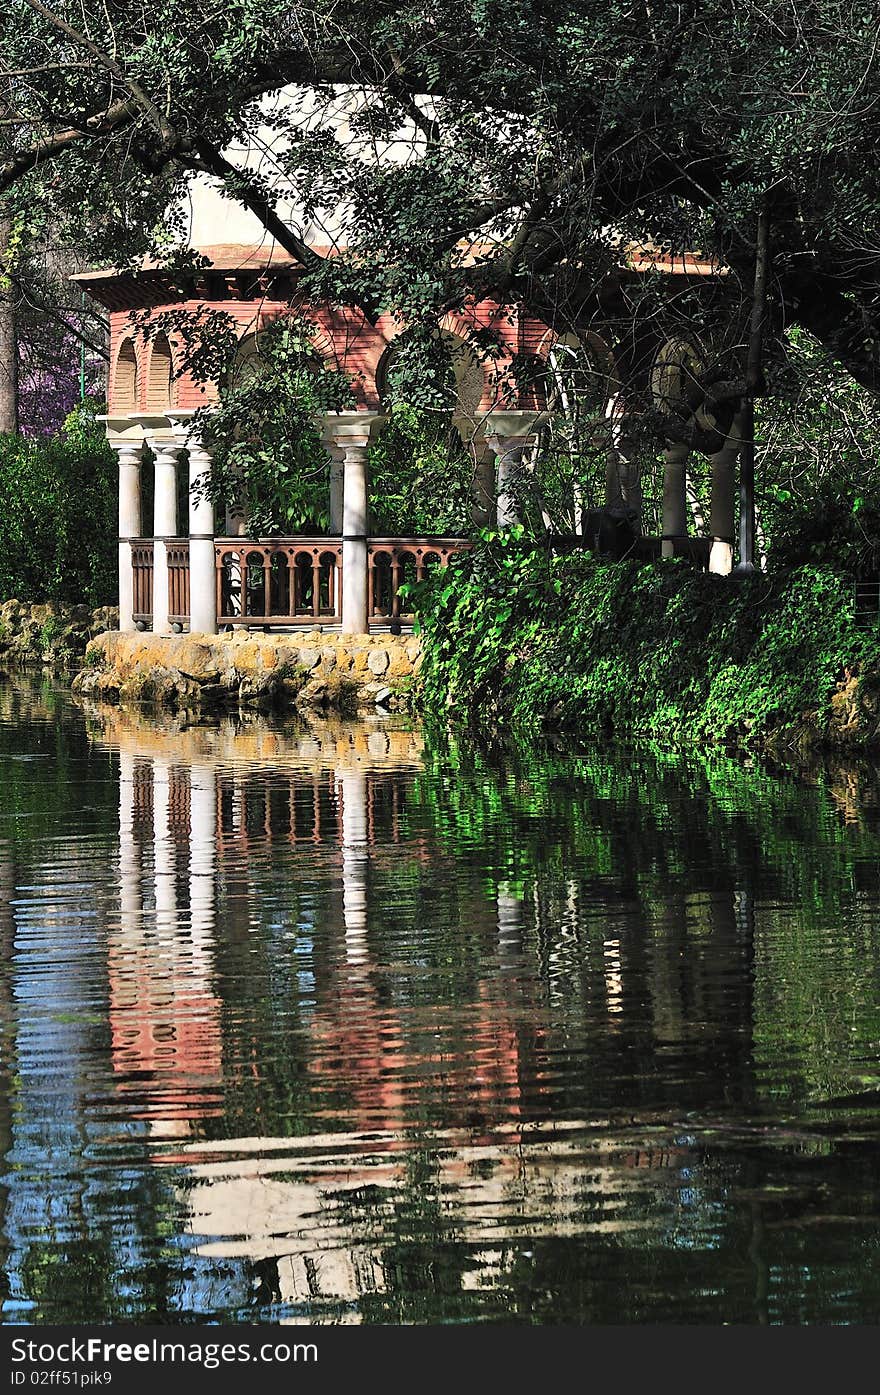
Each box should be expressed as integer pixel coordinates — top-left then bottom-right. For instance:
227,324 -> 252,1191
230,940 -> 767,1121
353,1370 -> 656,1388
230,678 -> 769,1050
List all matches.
368,648 -> 389,676
373,686 -> 392,707
297,647 -> 320,671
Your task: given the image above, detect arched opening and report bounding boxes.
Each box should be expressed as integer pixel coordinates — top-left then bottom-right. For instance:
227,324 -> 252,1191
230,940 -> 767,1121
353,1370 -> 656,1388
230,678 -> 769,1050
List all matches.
114,339 -> 139,412
371,329 -> 476,536
146,333 -> 174,412
531,333 -> 615,534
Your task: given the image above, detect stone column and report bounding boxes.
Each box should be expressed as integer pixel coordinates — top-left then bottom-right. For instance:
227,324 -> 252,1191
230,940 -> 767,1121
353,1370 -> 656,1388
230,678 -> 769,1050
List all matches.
708,413 -> 744,576
324,412 -> 384,634
485,434 -> 534,528
605,395 -> 642,528
341,440 -> 369,633
187,438 -> 217,635
149,439 -> 180,636
328,444 -> 345,534
471,445 -> 496,528
114,441 -> 142,633
661,443 -> 690,558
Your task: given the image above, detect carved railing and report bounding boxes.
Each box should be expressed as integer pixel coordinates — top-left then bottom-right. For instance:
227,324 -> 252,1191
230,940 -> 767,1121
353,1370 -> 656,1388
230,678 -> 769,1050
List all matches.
131,536 -> 473,631
214,539 -> 344,626
367,538 -> 472,620
167,540 -> 190,626
130,542 -> 154,626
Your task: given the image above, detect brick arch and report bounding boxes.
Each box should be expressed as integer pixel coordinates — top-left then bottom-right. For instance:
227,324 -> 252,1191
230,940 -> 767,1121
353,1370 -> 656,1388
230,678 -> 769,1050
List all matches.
296,302 -> 388,410
533,328 -> 620,419
145,332 -> 175,411
371,318 -> 488,426
112,337 -> 140,412
650,334 -> 708,420
535,328 -> 618,388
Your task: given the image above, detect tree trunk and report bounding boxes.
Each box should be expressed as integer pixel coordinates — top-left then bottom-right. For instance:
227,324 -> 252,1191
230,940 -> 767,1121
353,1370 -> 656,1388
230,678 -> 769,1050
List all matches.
0,218 -> 18,434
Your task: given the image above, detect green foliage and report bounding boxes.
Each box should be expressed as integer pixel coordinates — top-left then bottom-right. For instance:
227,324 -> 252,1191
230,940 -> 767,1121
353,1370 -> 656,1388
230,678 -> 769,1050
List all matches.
200,318 -> 353,535
414,541 -> 880,746
0,401 -> 116,604
368,404 -> 474,535
4,1 -> 880,400
755,328 -> 880,573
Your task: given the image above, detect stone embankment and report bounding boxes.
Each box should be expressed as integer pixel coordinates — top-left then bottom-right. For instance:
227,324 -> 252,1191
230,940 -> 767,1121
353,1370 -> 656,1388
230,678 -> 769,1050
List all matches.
0,599 -> 119,668
72,629 -> 423,714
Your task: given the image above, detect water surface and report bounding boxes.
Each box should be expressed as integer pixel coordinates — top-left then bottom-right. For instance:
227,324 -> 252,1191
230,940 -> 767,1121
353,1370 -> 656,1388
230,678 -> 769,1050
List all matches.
1,672 -> 879,1324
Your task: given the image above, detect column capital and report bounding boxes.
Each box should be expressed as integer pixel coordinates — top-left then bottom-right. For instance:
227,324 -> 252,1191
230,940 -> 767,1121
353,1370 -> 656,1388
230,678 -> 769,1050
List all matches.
322,410 -> 386,451
146,435 -> 183,461
484,409 -> 548,444
484,431 -> 539,457
109,438 -> 143,465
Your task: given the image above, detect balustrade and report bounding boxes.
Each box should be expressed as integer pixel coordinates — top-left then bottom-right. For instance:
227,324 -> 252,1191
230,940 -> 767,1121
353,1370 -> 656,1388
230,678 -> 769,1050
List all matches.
167,541 -> 191,628
214,540 -> 343,626
131,535 -> 472,632
367,539 -> 472,620
130,543 -> 154,627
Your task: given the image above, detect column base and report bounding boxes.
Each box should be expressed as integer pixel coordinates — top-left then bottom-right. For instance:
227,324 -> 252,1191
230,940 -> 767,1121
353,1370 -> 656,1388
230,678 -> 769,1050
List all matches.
709,539 -> 733,575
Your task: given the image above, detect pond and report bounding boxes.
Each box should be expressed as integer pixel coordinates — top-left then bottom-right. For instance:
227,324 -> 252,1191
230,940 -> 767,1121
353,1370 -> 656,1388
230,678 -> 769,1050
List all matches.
1,671 -> 879,1325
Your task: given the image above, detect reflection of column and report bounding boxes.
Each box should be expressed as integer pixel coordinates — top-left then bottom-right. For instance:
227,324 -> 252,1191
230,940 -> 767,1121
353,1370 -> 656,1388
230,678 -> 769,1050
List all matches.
338,769 -> 368,964
497,881 -> 523,967
152,756 -> 177,932
149,438 -> 179,635
114,441 -> 142,633
661,443 -> 689,558
118,749 -> 143,929
187,438 -> 217,635
189,762 -> 216,947
709,413 -> 744,575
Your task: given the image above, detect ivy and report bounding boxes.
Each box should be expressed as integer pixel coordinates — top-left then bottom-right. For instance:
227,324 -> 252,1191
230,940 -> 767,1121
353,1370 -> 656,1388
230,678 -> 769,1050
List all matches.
413,540 -> 880,749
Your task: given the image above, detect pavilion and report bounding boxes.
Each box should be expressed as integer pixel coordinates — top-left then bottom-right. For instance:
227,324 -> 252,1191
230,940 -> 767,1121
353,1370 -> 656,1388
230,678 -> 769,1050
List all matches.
75,241 -> 746,638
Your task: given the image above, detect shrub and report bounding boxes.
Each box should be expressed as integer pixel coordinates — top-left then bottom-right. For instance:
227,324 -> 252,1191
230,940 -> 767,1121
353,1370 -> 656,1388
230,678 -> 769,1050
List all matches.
413,537 -> 880,747
0,401 -> 116,605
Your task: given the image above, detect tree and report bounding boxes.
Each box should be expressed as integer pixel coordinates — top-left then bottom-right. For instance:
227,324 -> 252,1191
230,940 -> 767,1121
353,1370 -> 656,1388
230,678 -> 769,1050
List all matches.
1,2 -> 879,424
0,217 -> 19,432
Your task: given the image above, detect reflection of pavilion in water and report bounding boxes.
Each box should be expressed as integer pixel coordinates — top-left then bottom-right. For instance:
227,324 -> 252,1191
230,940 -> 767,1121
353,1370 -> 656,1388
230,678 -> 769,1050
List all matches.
96,710 -> 701,1319
105,714 -> 428,1131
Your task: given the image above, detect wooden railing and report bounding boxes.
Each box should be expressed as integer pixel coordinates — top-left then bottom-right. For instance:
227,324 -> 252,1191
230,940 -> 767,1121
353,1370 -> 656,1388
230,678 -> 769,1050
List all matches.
367,538 -> 472,620
167,540 -> 190,626
214,539 -> 344,626
131,542 -> 154,626
130,536 -> 472,631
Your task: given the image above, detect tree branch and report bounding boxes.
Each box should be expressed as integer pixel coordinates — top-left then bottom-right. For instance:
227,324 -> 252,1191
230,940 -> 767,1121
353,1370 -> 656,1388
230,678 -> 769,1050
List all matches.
185,140 -> 324,271
20,0 -> 176,148
0,96 -> 136,193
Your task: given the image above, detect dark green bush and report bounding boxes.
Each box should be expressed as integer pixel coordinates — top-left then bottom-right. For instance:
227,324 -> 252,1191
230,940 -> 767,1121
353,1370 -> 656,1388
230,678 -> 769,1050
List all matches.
0,403 -> 116,605
413,536 -> 880,746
